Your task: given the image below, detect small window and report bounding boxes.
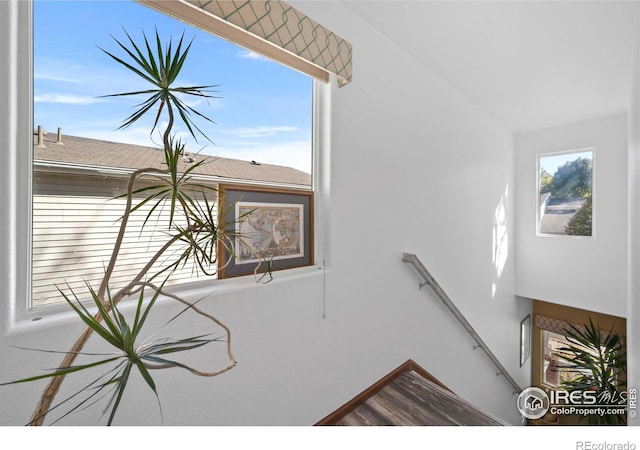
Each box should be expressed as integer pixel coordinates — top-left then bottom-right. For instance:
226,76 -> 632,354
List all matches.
537,149 -> 593,237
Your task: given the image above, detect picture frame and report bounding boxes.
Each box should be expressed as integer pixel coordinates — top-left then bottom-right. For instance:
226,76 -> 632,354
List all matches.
218,184 -> 314,279
520,314 -> 531,367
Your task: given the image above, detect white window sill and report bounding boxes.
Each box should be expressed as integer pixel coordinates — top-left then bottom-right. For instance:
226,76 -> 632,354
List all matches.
6,263 -> 327,337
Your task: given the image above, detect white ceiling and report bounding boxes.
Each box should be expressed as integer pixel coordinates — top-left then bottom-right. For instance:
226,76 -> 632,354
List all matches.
342,1 -> 638,133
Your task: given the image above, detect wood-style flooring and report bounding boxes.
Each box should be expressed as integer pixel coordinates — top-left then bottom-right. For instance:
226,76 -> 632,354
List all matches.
316,360 -> 507,426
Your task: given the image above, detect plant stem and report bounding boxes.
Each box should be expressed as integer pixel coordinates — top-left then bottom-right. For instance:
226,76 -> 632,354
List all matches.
29,98 -> 213,425
98,166 -> 170,299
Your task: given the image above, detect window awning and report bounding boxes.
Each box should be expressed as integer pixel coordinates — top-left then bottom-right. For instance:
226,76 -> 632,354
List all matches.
138,0 -> 353,86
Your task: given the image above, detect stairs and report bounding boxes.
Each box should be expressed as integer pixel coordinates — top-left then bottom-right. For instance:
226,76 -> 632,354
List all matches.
316,359 -> 508,426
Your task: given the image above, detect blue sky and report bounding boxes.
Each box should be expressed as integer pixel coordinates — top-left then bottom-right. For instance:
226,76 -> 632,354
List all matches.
33,0 -> 313,173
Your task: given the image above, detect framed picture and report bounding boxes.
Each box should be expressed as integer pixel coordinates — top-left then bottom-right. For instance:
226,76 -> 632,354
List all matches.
218,184 -> 314,278
520,314 -> 531,367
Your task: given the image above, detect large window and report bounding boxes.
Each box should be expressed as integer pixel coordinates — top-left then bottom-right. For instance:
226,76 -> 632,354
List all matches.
32,0 -> 315,309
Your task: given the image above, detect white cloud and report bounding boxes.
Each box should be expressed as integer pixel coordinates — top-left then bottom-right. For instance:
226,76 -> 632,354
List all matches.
175,95 -> 224,111
34,59 -> 93,84
35,57 -> 153,96
204,140 -> 312,174
34,73 -> 83,83
237,50 -> 269,61
206,126 -> 310,171
221,126 -> 298,139
34,93 -> 107,105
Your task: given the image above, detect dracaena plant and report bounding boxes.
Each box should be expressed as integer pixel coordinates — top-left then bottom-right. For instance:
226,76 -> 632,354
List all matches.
2,29 -> 243,425
555,318 -> 627,425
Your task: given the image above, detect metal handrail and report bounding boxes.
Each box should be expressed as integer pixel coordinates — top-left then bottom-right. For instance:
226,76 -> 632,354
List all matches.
402,252 -> 522,394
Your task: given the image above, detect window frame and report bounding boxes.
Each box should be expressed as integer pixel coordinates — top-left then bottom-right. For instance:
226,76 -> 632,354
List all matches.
6,0 -> 329,327
535,147 -> 596,239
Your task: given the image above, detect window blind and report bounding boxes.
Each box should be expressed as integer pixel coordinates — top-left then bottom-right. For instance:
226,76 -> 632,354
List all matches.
138,0 -> 352,86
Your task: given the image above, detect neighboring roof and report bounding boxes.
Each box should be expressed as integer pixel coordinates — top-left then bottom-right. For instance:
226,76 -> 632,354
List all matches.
315,360 -> 508,426
33,130 -> 311,187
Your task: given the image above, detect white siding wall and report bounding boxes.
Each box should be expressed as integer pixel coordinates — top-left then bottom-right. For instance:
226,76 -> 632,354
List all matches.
32,172 -> 217,307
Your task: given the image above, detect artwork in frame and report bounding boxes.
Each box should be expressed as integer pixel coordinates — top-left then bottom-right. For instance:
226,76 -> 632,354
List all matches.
520,314 -> 531,367
218,184 -> 314,278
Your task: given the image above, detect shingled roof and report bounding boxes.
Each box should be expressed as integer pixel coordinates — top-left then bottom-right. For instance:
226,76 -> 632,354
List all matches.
33,129 -> 312,187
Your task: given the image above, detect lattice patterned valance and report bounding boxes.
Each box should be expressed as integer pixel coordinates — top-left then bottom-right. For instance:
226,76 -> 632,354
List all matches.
534,314 -> 619,342
140,0 -> 352,86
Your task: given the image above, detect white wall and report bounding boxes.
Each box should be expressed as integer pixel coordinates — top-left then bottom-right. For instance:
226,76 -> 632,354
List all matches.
0,0 -> 529,426
514,114 -> 629,318
627,5 -> 640,427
